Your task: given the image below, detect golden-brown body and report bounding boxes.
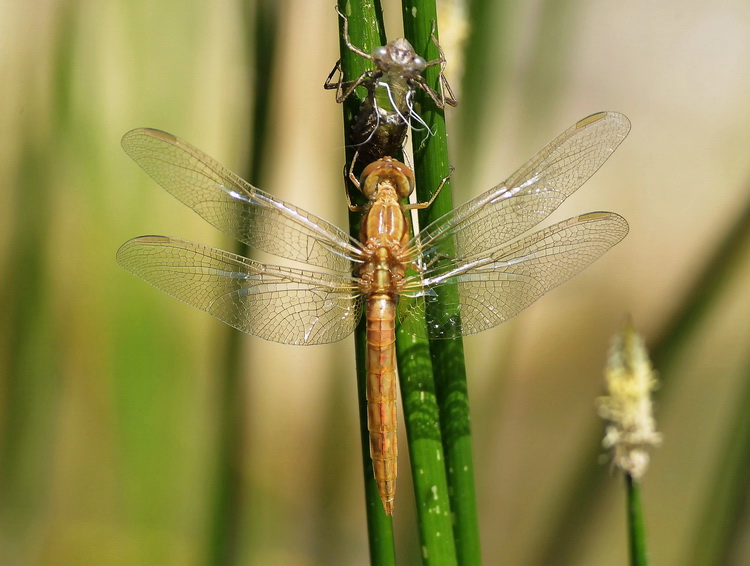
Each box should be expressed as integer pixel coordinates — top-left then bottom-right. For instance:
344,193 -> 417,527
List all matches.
356,158 -> 413,515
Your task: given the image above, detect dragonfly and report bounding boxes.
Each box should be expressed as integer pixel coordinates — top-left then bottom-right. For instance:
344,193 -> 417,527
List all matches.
116,111 -> 630,514
324,8 -> 457,171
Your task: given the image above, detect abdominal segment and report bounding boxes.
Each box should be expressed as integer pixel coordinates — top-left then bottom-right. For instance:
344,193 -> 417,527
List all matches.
366,294 -> 398,515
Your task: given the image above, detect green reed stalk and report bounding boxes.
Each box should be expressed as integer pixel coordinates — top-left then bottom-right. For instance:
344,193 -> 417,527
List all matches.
397,305 -> 458,565
207,3 -> 280,566
685,354 -> 750,566
334,0 -> 462,562
392,1 -> 458,562
401,1 -> 481,564
334,1 -> 397,563
626,474 -> 649,566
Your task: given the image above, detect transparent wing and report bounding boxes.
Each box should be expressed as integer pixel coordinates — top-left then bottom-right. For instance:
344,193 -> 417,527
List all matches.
400,213 -> 628,339
410,112 -> 630,264
121,128 -> 363,272
117,236 -> 364,345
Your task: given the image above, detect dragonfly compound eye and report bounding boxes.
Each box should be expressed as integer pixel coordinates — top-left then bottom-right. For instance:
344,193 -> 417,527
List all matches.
372,46 -> 388,59
359,160 -> 384,198
371,46 -> 389,69
411,56 -> 426,73
393,163 -> 415,198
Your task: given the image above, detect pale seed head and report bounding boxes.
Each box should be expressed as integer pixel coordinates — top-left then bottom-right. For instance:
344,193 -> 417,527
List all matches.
596,320 -> 661,479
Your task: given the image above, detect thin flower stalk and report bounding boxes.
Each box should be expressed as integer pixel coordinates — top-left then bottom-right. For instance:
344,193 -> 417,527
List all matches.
598,321 -> 660,566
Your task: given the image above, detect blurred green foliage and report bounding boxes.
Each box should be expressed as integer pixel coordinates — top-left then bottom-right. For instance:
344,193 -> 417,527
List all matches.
3,1 -> 750,565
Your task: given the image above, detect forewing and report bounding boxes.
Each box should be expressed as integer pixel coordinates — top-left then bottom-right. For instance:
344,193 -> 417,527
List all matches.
121,128 -> 362,271
400,213 -> 628,339
117,236 -> 363,345
412,112 -> 630,264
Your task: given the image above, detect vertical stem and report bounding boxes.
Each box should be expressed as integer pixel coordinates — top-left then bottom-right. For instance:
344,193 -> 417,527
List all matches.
397,305 -> 458,565
0,138 -> 60,566
458,0 -> 510,183
626,474 -> 649,566
401,1 -> 481,564
207,3 -> 278,564
651,176 -> 750,374
333,1 -> 397,563
685,354 -> 750,566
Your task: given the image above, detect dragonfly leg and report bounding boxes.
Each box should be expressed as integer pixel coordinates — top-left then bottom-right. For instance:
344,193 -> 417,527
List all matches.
328,68 -> 378,104
345,151 -> 367,212
323,59 -> 344,91
326,8 -> 380,102
419,21 -> 458,108
411,77 -> 444,110
403,165 -> 454,210
336,6 -> 374,61
437,72 -> 458,108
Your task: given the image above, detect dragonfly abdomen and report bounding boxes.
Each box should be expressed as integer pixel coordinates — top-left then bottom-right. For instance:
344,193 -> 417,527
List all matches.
365,293 -> 398,515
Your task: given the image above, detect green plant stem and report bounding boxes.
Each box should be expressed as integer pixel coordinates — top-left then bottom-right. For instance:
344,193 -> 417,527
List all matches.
650,176 -> 750,374
208,4 -> 279,565
626,474 -> 649,566
458,0 -> 510,183
392,1 -> 457,561
401,1 -> 481,564
334,1 -> 397,564
398,299 -> 458,565
686,354 -> 750,566
0,139 -> 60,566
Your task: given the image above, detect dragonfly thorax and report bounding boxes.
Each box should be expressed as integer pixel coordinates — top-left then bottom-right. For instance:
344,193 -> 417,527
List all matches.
357,246 -> 406,296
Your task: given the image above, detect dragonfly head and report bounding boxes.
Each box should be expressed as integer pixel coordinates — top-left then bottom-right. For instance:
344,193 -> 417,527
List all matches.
359,157 -> 415,200
372,38 -> 426,78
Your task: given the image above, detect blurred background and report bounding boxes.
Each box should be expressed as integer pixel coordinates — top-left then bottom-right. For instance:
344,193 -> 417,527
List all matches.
2,0 -> 750,564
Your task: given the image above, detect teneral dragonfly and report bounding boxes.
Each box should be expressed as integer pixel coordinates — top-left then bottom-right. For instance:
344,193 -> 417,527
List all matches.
324,9 -> 457,168
116,111 -> 630,514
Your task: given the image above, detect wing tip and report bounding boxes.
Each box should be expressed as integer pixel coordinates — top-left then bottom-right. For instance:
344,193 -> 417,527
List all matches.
577,211 -> 630,241
121,127 -> 178,151
116,235 -> 172,266
576,111 -> 631,136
